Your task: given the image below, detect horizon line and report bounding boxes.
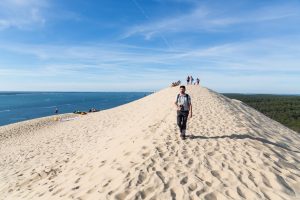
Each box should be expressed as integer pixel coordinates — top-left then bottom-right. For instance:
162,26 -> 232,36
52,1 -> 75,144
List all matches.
0,90 -> 299,96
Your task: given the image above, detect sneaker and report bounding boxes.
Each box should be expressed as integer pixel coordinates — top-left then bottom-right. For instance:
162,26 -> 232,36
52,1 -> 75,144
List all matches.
181,129 -> 186,136
180,129 -> 186,139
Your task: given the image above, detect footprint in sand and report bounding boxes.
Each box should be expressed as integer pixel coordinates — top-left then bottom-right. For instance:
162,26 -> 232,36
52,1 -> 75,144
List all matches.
136,170 -> 147,186
180,176 -> 188,185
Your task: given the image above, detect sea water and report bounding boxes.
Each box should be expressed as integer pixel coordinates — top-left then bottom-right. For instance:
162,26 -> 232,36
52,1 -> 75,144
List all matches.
0,92 -> 150,126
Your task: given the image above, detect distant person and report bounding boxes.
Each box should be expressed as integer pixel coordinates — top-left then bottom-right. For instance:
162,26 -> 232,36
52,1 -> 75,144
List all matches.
190,76 -> 194,85
186,76 -> 190,85
196,78 -> 200,85
174,85 -> 192,140
89,108 -> 98,112
55,107 -> 58,114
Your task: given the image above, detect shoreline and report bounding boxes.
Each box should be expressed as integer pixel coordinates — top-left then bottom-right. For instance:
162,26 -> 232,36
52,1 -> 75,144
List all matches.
0,89 -> 156,129
0,92 -> 151,127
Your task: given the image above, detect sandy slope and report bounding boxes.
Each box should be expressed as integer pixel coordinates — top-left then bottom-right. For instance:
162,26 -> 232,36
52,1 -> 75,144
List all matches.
0,85 -> 300,200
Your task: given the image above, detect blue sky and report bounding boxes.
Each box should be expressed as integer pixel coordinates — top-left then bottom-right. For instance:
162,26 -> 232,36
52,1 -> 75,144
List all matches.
0,0 -> 299,93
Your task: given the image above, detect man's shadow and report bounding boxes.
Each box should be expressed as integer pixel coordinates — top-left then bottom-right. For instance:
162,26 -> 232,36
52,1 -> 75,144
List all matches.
187,133 -> 300,153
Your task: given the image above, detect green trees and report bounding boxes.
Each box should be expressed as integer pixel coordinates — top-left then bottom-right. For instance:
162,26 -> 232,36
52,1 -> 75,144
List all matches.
223,94 -> 300,133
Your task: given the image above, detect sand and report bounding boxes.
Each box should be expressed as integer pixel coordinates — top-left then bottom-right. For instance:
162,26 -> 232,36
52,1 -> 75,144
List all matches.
0,85 -> 300,200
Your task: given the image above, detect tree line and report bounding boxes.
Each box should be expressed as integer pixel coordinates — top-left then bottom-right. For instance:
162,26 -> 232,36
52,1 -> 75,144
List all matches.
223,94 -> 300,133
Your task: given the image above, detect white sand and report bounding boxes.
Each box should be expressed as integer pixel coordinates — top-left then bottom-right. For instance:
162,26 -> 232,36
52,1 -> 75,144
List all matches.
0,85 -> 300,200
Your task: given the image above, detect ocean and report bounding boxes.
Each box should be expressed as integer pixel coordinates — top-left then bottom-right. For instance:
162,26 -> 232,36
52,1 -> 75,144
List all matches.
0,92 -> 151,126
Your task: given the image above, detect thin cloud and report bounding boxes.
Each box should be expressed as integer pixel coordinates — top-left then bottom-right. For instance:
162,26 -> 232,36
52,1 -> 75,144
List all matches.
123,2 -> 300,39
0,0 -> 48,30
1,37 -> 299,92
1,36 -> 300,79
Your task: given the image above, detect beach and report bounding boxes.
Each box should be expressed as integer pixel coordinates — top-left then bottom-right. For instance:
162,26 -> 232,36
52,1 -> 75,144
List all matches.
0,92 -> 149,126
0,85 -> 300,199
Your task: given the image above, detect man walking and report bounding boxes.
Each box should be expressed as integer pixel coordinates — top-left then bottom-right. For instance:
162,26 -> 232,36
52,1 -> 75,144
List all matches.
174,85 -> 192,140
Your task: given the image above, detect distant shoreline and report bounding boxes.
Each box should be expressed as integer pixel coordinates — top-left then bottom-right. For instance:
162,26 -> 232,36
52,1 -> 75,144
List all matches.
0,92 -> 151,127
0,91 -> 154,94
1,91 -> 299,95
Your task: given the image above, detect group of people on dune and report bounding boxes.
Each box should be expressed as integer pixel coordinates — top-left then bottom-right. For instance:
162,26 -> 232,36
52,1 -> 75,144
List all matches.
186,75 -> 200,85
171,80 -> 181,87
171,76 -> 200,88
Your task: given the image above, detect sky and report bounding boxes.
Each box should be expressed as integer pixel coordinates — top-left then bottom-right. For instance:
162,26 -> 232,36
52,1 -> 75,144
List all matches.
0,0 -> 299,93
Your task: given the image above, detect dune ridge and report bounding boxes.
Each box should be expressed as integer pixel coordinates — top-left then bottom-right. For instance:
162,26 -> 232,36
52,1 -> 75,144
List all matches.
0,85 -> 300,200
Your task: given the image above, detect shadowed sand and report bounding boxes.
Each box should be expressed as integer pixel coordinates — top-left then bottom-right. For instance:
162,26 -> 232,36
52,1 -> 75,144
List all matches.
0,85 -> 300,200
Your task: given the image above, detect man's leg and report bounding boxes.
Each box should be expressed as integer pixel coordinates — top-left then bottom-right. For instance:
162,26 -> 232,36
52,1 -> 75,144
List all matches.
177,111 -> 183,133
181,111 -> 189,136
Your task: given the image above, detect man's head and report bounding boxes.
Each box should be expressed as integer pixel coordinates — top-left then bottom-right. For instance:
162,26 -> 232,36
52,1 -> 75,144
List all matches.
179,85 -> 186,94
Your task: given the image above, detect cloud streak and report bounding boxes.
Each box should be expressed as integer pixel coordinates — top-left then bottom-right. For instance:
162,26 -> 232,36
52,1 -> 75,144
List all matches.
0,0 -> 49,30
1,35 -> 300,79
123,1 -> 300,39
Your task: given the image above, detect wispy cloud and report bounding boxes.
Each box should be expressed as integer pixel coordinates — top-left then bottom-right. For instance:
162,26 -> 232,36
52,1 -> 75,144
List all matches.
1,35 -> 300,79
123,1 -> 300,39
0,0 -> 49,30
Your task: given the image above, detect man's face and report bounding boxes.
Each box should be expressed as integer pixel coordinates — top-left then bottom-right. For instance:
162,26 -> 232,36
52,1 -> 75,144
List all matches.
180,87 -> 185,93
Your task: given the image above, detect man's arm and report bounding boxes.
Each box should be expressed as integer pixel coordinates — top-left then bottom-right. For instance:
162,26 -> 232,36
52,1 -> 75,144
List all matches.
188,95 -> 192,117
175,95 -> 179,110
189,103 -> 192,118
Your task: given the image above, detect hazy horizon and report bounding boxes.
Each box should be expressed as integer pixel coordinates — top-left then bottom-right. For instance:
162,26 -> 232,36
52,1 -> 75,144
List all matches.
0,89 -> 299,95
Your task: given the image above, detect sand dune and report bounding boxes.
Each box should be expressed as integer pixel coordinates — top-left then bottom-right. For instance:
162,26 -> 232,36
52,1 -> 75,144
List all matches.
0,85 -> 300,200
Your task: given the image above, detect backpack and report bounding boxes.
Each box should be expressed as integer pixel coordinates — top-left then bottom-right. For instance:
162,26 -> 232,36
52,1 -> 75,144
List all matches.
177,93 -> 190,105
